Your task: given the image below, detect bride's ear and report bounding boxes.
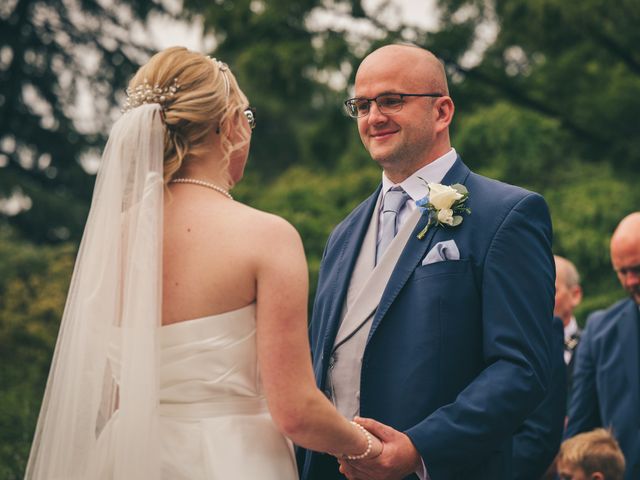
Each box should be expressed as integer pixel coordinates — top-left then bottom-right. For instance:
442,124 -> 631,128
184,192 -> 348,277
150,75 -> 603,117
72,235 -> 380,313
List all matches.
222,112 -> 251,147
217,111 -> 239,139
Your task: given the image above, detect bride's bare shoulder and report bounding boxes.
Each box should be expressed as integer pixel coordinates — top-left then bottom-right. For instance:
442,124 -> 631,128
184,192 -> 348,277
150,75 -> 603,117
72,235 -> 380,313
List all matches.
233,202 -> 302,245
165,194 -> 302,253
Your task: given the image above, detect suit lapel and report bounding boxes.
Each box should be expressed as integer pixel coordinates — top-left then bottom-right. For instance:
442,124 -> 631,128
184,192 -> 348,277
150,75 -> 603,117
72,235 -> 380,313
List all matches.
342,195 -> 381,316
618,300 -> 640,425
368,158 -> 471,342
334,208 -> 422,346
320,185 -> 382,359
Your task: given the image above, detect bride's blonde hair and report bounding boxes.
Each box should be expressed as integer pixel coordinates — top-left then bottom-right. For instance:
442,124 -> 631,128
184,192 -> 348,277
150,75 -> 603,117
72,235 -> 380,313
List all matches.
127,46 -> 250,187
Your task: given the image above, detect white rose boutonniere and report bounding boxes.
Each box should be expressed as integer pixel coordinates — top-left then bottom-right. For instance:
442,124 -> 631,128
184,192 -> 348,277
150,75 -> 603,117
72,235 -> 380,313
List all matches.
416,181 -> 471,239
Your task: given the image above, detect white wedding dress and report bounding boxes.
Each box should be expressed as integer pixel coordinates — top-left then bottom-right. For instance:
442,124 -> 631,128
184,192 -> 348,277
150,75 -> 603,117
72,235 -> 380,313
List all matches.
25,106 -> 300,479
91,303 -> 299,479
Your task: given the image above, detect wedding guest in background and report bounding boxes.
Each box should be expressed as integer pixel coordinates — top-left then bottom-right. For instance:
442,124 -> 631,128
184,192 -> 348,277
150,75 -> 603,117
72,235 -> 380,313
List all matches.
557,429 -> 625,480
565,212 -> 640,480
554,254 -> 583,392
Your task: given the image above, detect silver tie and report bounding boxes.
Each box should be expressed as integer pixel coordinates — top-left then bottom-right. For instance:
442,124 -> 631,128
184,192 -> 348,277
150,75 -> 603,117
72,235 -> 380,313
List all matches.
376,187 -> 410,264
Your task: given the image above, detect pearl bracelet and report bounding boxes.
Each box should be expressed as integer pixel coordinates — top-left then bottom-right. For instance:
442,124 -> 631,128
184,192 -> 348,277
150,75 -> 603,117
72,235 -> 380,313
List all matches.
345,421 -> 373,460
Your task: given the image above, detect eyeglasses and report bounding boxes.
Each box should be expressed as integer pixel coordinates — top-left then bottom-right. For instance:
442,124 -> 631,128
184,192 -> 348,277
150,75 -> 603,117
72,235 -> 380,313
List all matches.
243,106 -> 256,130
614,264 -> 640,277
343,92 -> 444,118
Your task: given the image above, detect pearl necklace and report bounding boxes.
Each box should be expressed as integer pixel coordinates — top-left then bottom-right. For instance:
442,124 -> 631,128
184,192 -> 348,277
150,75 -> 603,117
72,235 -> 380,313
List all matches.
170,178 -> 233,200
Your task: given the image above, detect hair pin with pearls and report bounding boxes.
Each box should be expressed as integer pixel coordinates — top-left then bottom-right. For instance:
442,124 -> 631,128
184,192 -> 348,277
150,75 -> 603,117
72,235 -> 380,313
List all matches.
209,56 -> 230,98
121,77 -> 180,113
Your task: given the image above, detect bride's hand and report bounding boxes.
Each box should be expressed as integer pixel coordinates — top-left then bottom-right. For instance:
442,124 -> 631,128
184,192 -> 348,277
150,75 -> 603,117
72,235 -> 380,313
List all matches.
339,416 -> 422,479
346,420 -> 383,460
367,431 -> 384,459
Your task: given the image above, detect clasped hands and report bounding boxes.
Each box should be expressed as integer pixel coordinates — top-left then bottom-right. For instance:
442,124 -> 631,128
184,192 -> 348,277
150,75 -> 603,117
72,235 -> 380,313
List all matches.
338,416 -> 422,480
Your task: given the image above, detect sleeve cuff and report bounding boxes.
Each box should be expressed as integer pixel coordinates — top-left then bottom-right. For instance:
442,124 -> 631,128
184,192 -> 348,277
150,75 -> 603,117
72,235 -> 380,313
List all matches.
416,456 -> 430,480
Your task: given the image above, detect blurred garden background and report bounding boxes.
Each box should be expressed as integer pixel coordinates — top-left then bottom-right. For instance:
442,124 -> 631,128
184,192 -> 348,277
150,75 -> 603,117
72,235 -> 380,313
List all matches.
1,0 -> 639,477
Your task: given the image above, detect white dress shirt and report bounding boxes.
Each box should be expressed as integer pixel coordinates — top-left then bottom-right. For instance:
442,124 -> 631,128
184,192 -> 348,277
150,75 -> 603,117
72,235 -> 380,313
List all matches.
564,316 -> 579,365
377,148 -> 458,246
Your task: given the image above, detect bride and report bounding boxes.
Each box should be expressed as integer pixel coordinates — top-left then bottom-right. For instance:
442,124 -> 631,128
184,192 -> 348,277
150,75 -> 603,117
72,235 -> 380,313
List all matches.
25,46 -> 381,479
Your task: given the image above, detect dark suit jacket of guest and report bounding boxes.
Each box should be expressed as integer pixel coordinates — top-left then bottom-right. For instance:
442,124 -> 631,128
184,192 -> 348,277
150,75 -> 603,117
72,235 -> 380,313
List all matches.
299,158 -> 555,480
512,316 -> 567,480
566,298 -> 640,480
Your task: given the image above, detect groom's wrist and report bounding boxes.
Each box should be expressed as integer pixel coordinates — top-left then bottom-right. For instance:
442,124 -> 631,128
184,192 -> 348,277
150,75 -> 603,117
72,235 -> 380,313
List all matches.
401,433 -> 423,476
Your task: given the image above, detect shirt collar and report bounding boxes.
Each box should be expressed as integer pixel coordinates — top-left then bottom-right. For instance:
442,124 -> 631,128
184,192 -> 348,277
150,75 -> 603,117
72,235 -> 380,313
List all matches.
564,317 -> 579,339
381,148 -> 458,203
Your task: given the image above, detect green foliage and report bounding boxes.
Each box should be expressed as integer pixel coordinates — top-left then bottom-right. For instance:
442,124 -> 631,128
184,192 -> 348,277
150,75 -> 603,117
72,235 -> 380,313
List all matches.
455,102 -> 639,324
184,0 -> 358,177
432,0 -> 640,324
455,102 -> 567,190
235,154 -> 380,297
0,0 -> 173,243
545,163 -> 636,322
435,0 -> 640,169
0,227 -> 75,478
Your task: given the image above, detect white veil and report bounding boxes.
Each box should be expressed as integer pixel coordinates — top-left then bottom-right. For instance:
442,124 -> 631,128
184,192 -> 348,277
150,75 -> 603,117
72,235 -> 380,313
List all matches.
25,104 -> 165,479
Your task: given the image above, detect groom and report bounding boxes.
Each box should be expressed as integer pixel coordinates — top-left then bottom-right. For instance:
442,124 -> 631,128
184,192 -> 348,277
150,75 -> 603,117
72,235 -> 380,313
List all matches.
298,44 -> 555,480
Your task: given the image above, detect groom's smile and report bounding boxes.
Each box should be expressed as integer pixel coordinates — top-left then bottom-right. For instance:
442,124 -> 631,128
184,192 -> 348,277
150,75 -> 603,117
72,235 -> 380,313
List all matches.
370,128 -> 399,141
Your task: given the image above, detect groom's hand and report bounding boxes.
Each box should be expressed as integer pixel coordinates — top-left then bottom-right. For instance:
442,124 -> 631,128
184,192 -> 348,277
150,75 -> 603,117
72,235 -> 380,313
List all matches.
338,417 -> 421,480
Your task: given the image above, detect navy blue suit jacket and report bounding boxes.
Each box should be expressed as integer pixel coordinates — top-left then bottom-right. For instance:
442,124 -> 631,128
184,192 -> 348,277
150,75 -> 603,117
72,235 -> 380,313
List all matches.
512,316 -> 567,480
299,158 -> 555,480
566,298 -> 640,480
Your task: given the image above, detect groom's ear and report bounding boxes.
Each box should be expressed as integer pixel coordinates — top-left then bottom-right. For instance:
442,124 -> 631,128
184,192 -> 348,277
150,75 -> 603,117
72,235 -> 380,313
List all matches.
433,96 -> 454,134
